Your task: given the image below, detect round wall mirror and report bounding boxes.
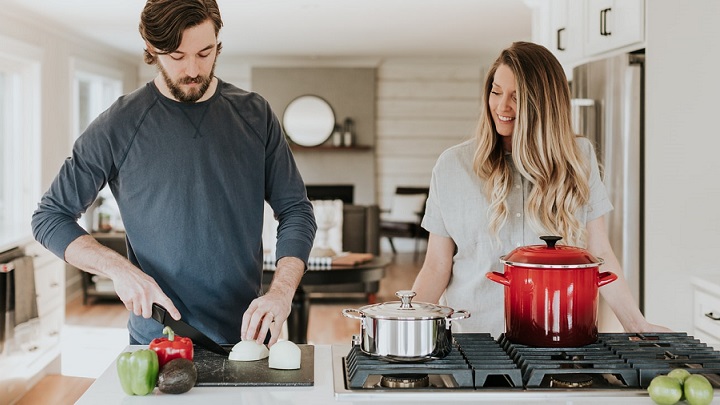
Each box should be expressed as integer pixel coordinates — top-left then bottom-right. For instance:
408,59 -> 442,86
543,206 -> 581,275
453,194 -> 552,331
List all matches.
283,95 -> 335,147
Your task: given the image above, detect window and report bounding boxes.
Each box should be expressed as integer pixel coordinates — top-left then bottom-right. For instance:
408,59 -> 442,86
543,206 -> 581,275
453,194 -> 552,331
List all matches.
71,61 -> 123,232
72,63 -> 122,137
0,36 -> 41,250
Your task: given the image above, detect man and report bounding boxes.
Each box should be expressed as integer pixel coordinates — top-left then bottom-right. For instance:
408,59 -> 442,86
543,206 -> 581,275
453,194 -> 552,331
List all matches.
31,0 -> 316,346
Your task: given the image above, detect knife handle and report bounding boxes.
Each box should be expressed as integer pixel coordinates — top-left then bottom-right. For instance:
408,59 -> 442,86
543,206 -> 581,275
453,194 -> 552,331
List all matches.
151,303 -> 166,323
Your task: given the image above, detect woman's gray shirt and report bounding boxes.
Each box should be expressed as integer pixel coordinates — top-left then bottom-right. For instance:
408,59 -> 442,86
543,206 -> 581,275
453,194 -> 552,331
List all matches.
422,137 -> 612,338
32,79 -> 317,344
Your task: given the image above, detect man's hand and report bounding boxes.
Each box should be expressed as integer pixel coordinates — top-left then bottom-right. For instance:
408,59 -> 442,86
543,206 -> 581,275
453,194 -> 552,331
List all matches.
111,266 -> 180,320
65,234 -> 180,320
241,256 -> 304,346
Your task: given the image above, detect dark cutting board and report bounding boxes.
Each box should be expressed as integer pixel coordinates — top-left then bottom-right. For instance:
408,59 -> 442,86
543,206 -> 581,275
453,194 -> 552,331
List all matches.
193,344 -> 314,386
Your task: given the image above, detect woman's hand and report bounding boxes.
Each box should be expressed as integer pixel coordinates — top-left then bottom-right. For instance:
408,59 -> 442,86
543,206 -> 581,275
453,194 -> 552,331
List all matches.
634,322 -> 674,333
412,233 -> 455,304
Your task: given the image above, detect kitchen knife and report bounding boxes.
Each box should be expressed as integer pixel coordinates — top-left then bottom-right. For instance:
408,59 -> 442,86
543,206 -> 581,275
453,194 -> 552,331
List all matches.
151,303 -> 229,356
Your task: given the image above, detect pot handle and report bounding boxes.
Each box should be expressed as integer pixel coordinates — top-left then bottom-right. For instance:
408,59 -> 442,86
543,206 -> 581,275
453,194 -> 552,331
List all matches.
342,308 -> 365,320
486,271 -> 510,286
448,310 -> 471,322
597,271 -> 618,287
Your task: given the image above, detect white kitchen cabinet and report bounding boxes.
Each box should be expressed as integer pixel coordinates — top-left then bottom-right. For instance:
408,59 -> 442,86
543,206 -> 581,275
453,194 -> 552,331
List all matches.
526,0 -> 645,72
584,0 -> 645,56
0,241 -> 65,404
550,0 -> 584,65
691,275 -> 720,348
529,0 -> 584,67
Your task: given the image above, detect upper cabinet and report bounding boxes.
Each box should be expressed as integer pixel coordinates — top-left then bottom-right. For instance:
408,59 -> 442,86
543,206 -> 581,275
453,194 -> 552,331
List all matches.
526,0 -> 645,73
584,0 -> 645,56
549,0 -> 584,66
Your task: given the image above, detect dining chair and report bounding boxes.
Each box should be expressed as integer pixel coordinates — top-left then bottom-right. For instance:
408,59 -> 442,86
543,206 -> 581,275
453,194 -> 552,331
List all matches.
379,187 -> 429,261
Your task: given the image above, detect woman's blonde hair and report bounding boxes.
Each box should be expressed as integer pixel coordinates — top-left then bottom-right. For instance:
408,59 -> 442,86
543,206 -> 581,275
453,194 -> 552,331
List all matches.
473,41 -> 590,246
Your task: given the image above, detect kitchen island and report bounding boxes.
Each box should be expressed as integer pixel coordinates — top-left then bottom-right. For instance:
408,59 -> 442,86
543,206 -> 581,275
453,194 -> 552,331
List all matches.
76,345 -> 663,405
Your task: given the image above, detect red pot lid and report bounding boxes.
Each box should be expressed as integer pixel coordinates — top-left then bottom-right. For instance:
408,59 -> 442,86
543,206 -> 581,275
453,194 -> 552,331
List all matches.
500,236 -> 603,269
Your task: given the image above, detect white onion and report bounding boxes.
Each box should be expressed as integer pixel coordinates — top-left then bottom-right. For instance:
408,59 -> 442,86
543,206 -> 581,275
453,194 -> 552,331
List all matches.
228,340 -> 269,361
268,340 -> 301,369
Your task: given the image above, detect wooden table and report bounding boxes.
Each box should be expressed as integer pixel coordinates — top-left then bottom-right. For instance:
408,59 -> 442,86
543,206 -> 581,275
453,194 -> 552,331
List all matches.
263,256 -> 391,344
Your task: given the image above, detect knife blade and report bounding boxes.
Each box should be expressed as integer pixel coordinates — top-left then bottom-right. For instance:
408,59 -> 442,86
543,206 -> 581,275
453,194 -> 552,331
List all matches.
151,303 -> 229,356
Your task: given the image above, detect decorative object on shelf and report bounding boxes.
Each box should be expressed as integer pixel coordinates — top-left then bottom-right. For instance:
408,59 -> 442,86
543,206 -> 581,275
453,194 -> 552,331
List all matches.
282,95 -> 335,147
342,117 -> 354,147
331,124 -> 343,147
96,197 -> 113,232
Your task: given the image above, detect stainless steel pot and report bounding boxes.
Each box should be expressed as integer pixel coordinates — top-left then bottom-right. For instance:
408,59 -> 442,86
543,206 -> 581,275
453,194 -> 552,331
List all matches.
342,290 -> 470,361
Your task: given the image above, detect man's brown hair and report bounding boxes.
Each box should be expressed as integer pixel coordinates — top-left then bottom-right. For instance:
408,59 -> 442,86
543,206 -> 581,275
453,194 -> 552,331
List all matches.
139,0 -> 223,64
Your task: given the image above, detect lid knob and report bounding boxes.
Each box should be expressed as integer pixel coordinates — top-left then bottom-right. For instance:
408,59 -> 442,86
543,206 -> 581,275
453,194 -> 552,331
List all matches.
539,235 -> 562,248
396,290 -> 416,309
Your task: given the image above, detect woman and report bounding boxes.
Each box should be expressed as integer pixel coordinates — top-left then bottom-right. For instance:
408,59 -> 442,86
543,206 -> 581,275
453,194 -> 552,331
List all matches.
412,41 -> 668,337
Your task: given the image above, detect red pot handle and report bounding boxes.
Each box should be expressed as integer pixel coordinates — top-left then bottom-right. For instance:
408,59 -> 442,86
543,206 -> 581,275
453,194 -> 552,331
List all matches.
486,271 -> 510,286
597,271 -> 618,287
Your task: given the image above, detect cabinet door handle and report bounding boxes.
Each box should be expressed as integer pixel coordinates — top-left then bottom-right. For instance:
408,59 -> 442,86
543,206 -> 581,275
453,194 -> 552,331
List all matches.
556,27 -> 566,51
600,8 -> 612,36
705,312 -> 720,321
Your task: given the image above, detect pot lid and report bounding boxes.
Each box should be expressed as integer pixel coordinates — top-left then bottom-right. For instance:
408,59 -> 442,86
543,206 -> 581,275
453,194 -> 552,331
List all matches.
358,290 -> 454,320
500,236 -> 603,269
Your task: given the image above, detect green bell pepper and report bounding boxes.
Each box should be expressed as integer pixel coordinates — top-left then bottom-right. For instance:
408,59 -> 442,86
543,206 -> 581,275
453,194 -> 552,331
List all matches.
116,349 -> 159,396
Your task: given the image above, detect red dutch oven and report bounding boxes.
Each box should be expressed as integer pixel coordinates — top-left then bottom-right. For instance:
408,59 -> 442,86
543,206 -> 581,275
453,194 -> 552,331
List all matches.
486,236 -> 617,347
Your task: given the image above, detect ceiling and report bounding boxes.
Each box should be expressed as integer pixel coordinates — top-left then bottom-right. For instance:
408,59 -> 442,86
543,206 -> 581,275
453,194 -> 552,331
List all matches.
3,0 -> 533,60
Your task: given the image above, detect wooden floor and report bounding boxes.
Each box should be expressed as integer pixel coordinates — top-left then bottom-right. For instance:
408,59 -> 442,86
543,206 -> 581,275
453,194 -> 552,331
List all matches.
19,252 -> 423,404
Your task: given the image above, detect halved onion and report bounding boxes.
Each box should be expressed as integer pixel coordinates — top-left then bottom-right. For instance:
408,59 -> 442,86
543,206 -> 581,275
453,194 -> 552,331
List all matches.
228,340 -> 269,361
268,340 -> 301,369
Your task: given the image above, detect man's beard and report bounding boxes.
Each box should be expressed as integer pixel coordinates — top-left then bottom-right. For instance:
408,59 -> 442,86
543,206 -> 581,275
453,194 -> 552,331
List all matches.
158,59 -> 216,103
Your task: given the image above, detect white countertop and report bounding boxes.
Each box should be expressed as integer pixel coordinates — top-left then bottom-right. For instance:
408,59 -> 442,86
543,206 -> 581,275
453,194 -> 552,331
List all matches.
76,345 -> 663,405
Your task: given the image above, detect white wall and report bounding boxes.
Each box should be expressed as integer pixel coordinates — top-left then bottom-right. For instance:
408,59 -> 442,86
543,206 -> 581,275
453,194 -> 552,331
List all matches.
0,6 -> 139,190
0,7 -> 139,297
644,1 -> 720,332
375,59 -> 483,208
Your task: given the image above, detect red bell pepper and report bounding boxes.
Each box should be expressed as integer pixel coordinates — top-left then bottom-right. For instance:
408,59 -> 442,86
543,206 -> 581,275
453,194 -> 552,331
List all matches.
149,326 -> 194,368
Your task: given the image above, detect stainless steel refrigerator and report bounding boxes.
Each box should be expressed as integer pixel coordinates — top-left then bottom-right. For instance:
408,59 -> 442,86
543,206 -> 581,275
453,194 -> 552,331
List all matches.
570,51 -> 645,331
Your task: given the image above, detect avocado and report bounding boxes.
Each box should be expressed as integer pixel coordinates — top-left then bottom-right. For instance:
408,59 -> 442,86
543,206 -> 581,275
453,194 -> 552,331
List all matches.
157,358 -> 197,394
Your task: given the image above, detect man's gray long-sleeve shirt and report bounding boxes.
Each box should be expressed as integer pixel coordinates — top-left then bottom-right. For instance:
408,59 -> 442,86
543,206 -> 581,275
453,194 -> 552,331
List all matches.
32,79 -> 317,343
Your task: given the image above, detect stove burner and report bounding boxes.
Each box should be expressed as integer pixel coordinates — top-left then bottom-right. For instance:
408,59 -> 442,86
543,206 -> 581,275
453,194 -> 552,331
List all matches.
380,374 -> 430,388
339,332 -> 720,392
344,345 -> 475,389
549,373 -> 594,388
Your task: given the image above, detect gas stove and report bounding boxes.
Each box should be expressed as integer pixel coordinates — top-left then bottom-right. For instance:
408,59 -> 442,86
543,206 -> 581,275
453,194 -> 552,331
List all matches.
332,332 -> 720,399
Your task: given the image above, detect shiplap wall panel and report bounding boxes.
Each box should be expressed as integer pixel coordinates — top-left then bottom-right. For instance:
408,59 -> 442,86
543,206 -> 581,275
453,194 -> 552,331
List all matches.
378,81 -> 479,99
380,63 -> 484,81
378,99 -> 479,119
375,60 -> 483,216
377,118 -> 477,138
376,138 -> 467,157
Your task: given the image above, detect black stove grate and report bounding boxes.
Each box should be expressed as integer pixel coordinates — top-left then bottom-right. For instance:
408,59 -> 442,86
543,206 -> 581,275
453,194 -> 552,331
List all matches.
600,332 -> 720,387
454,333 -> 523,388
344,345 -> 474,389
342,332 -> 720,391
498,333 -> 639,388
